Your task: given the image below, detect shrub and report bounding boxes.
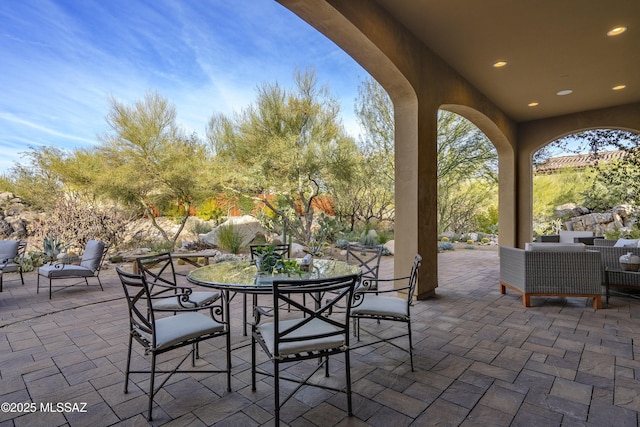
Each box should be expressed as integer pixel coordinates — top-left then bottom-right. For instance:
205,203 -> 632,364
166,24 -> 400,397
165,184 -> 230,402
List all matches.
440,236 -> 450,242
28,197 -> 127,250
335,239 -> 349,249
190,221 -> 213,235
359,232 -> 377,246
376,230 -> 393,245
196,199 -> 224,221
466,239 -> 474,245
217,223 -> 243,254
150,240 -> 175,253
438,241 -> 454,251
481,237 -> 490,244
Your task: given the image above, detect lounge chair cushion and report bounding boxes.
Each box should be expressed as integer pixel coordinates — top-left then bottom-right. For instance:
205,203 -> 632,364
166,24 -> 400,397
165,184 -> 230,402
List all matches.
0,240 -> 19,264
38,264 -> 95,278
80,240 -> 105,272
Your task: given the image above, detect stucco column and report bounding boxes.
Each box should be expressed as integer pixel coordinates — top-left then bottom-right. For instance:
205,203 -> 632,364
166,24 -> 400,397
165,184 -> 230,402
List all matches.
395,98 -> 438,299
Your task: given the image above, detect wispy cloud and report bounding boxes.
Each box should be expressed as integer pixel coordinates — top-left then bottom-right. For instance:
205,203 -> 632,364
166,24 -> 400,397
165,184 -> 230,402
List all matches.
0,0 -> 367,173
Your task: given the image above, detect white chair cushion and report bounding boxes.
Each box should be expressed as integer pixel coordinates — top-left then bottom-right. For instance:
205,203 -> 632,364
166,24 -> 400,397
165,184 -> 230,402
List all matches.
0,240 -> 19,264
39,264 -> 95,278
258,318 -> 345,356
143,312 -> 224,351
351,295 -> 408,319
152,291 -> 220,310
0,262 -> 20,272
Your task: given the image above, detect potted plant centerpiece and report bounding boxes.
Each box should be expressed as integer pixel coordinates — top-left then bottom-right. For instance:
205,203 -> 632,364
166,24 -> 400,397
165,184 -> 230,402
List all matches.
253,244 -> 302,276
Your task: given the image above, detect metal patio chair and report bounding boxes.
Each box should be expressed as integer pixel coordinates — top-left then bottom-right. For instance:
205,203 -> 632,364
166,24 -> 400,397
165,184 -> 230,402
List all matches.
350,254 -> 422,371
0,239 -> 27,292
136,252 -> 220,311
251,273 -> 359,425
117,267 -> 231,421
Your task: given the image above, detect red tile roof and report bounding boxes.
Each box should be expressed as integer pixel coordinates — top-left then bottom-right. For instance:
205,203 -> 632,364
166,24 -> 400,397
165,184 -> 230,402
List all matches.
535,150 -> 627,174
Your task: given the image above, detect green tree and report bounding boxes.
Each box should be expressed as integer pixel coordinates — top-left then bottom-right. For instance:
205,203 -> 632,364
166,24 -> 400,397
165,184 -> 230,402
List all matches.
353,77 -> 498,235
1,146 -> 68,210
337,77 -> 395,230
538,129 -> 640,211
97,91 -> 214,248
437,110 -> 498,234
207,69 -> 357,245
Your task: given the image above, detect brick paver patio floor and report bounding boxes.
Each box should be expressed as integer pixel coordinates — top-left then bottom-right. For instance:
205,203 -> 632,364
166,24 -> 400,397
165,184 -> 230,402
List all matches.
1,248 -> 639,426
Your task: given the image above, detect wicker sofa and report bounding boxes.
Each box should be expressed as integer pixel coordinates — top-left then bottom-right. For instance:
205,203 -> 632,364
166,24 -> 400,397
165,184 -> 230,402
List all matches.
592,239 -> 640,291
499,244 -> 603,309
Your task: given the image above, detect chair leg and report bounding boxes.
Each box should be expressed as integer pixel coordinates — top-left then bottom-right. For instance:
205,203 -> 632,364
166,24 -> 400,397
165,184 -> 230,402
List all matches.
49,278 -> 52,300
96,276 -> 104,291
243,294 -> 248,336
226,328 -> 232,392
37,274 -> 40,294
345,350 -> 353,416
148,353 -> 156,421
408,320 -> 414,372
0,271 -> 3,292
124,334 -> 133,393
19,269 -> 24,285
274,360 -> 280,426
251,336 -> 257,391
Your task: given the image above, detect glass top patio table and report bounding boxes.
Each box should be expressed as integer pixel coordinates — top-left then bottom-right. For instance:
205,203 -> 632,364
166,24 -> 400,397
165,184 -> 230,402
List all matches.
187,259 -> 362,293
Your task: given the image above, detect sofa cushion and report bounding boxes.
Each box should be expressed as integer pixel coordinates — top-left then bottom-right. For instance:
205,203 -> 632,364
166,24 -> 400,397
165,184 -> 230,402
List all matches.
614,238 -> 640,248
525,242 -> 586,252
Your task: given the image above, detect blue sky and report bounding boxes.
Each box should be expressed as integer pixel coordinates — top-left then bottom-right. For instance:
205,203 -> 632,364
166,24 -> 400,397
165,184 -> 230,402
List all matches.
0,0 -> 369,173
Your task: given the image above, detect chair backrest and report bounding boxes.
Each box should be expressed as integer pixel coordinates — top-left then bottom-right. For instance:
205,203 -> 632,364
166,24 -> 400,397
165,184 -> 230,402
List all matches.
0,239 -> 20,264
136,252 -> 177,294
270,273 -> 360,357
16,240 -> 27,262
406,254 -> 422,303
80,240 -> 109,273
249,243 -> 291,260
116,267 -> 156,346
346,243 -> 383,280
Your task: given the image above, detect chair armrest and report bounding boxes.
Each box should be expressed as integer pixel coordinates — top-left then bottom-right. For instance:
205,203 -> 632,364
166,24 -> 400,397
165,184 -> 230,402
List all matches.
148,282 -> 203,310
253,305 -> 274,324
499,247 -> 526,289
360,275 -> 411,292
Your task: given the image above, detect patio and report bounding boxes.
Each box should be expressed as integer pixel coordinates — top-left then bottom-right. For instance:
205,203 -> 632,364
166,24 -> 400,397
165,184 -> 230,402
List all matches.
1,249 -> 639,426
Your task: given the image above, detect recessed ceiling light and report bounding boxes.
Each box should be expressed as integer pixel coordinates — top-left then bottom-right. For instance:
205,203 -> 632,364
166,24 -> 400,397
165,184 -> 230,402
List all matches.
607,26 -> 627,36
613,85 -> 626,90
493,61 -> 507,68
557,89 -> 573,96
528,102 -> 539,107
